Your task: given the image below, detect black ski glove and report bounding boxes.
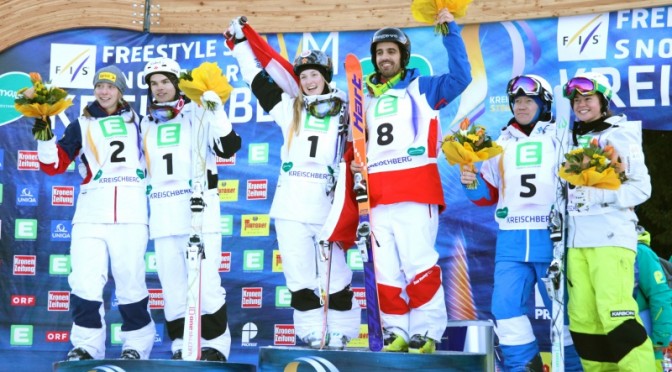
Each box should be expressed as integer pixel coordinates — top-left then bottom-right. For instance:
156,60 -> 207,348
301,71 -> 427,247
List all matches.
33,117 -> 54,141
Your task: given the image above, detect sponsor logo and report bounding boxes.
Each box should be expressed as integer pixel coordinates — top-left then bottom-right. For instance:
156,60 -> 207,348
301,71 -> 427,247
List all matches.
48,291 -> 70,311
611,310 -> 635,317
13,255 -> 36,275
15,218 -> 37,240
246,179 -> 268,200
11,294 -> 36,307
243,250 -> 264,271
241,322 -> 258,347
248,143 -> 269,164
0,72 -> 33,127
46,330 -> 70,343
110,323 -> 122,345
557,13 -> 610,61
218,180 -> 239,202
17,150 -> 39,171
217,154 -> 236,166
220,252 -> 231,272
16,184 -> 38,206
353,287 -> 366,309
273,324 -> 296,346
145,252 -> 157,273
241,214 -> 270,237
49,43 -> 96,89
275,286 -> 291,308
50,220 -> 72,241
52,186 -> 75,206
10,325 -> 33,346
221,215 -> 234,236
242,287 -> 263,309
148,288 -> 164,309
272,250 -> 283,272
347,249 -> 363,271
49,255 -> 71,275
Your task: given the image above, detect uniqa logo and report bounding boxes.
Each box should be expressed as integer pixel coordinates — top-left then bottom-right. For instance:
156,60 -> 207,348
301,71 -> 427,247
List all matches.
284,356 -> 340,372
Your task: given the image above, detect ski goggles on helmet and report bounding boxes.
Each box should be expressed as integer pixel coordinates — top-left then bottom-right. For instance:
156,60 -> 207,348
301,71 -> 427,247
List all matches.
506,76 -> 543,98
149,98 -> 184,122
562,77 -> 610,100
304,96 -> 343,119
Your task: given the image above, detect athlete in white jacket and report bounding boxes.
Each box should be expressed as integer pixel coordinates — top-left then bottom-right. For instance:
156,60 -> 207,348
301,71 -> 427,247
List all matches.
36,66 -> 155,361
140,58 -> 241,361
228,18 -> 361,350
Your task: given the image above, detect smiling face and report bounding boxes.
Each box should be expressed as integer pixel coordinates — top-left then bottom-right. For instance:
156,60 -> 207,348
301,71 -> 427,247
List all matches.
513,96 -> 540,125
148,73 -> 177,103
299,68 -> 326,96
94,82 -> 122,114
374,41 -> 402,79
572,94 -> 603,123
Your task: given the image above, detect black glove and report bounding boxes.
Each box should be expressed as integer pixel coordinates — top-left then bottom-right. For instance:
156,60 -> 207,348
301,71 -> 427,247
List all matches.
33,117 -> 54,141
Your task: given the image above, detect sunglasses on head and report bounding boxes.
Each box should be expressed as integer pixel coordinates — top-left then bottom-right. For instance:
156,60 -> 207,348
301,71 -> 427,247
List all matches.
506,76 -> 542,97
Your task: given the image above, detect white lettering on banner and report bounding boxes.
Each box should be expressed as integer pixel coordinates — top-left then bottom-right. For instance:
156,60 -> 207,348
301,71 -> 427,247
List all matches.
560,67 -> 671,108
615,7 -> 672,29
101,41 -> 218,64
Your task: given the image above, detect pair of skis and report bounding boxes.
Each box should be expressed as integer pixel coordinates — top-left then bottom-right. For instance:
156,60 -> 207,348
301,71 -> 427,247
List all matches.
345,54 -> 384,352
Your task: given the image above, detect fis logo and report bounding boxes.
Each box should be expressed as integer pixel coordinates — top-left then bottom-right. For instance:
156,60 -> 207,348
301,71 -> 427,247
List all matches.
241,322 -> 258,346
50,44 -> 96,89
557,13 -> 610,61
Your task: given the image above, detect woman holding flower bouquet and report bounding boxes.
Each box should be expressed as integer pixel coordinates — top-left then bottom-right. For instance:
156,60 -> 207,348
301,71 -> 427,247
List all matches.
562,72 -> 655,370
34,66 -> 156,361
460,74 -> 582,371
140,57 -> 241,361
226,17 -> 361,350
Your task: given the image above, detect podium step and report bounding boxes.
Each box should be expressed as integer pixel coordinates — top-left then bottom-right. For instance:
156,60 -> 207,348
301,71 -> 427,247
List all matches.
258,346 -> 489,371
53,359 -> 256,371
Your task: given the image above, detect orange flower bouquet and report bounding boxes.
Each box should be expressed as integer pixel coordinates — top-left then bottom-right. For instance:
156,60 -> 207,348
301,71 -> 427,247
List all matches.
178,62 -> 233,111
411,0 -> 473,35
14,72 -> 73,140
558,138 -> 627,190
442,118 -> 502,189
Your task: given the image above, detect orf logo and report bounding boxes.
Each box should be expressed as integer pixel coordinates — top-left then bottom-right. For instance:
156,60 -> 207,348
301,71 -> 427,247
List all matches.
11,295 -> 36,307
46,330 -> 70,343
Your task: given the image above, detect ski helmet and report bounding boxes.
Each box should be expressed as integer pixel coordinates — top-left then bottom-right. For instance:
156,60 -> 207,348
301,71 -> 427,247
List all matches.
293,50 -> 333,82
565,72 -> 613,101
507,74 -> 554,121
370,27 -> 411,72
143,57 -> 181,84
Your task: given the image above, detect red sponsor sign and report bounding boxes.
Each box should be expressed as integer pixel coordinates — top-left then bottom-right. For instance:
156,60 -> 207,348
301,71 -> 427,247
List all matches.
246,179 -> 268,200
17,150 -> 39,171
13,255 -> 36,275
11,294 -> 36,307
148,288 -> 164,309
219,252 -> 231,272
273,324 -> 296,346
46,330 -> 70,343
216,154 -> 236,166
48,291 -> 70,311
353,287 -> 366,309
241,287 -> 262,309
52,186 -> 75,206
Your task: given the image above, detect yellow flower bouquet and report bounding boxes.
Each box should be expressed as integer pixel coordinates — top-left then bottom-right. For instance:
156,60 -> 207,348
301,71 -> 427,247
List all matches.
411,0 -> 473,35
442,118 -> 502,189
14,72 -> 73,140
558,138 -> 627,190
178,62 -> 233,111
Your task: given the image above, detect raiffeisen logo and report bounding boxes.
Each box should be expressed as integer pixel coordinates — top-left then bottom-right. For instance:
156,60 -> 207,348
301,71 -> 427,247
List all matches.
49,44 -> 96,89
557,13 -> 610,61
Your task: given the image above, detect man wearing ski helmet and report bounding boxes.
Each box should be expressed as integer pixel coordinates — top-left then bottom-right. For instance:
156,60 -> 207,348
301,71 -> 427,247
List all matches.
563,71 -> 654,370
226,17 -> 360,350
140,57 -> 241,361
460,75 -> 582,371
348,8 -> 471,354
